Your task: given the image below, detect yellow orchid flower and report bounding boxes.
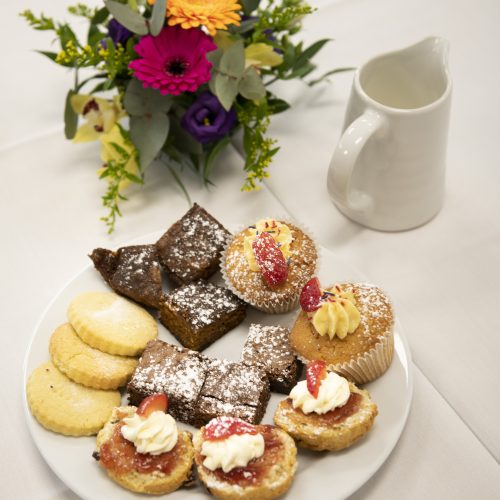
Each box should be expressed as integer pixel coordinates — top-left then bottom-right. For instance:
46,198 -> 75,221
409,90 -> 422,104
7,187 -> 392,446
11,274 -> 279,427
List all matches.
244,43 -> 283,68
71,94 -> 125,143
99,125 -> 140,190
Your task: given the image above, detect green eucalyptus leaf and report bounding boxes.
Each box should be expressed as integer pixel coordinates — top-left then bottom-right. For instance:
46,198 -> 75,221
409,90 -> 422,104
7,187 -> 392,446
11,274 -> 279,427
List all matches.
204,136 -> 231,184
207,48 -> 224,71
124,79 -> 173,116
130,113 -> 170,168
239,67 -> 266,101
92,7 -> 109,25
241,0 -> 261,15
231,18 -> 257,34
64,89 -> 78,139
294,39 -> 331,69
104,0 -> 148,35
214,73 -> 239,111
220,40 -> 245,78
170,118 -> 204,155
149,0 -> 166,36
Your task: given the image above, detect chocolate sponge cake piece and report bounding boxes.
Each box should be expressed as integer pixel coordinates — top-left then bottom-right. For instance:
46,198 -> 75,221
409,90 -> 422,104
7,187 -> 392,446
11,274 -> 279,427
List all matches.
160,280 -> 246,351
90,245 -> 163,309
194,358 -> 270,426
241,324 -> 302,394
155,203 -> 230,286
127,340 -> 208,425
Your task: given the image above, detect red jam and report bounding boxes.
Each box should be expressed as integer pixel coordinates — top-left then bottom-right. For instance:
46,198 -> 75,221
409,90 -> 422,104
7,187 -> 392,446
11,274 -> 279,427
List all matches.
202,416 -> 258,441
99,420 -> 183,475
199,425 -> 283,487
287,392 -> 362,425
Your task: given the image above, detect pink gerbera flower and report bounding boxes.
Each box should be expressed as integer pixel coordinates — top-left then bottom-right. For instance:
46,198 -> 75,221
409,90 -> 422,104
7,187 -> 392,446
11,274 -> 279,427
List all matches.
129,26 -> 216,96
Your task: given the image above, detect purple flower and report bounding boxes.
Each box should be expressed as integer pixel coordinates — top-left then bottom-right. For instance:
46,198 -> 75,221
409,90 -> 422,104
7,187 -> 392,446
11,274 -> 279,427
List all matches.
107,19 -> 133,46
181,92 -> 237,144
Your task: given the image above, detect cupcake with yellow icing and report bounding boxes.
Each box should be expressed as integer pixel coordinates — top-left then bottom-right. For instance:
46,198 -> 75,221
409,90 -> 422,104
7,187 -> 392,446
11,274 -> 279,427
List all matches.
289,278 -> 394,383
221,219 -> 318,313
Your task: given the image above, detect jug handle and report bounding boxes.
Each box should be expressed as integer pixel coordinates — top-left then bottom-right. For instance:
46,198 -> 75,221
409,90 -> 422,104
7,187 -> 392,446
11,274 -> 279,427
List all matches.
327,110 -> 385,212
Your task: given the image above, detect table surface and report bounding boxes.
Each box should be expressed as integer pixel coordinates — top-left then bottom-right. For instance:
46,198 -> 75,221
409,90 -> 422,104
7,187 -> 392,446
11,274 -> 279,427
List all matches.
2,1 -> 499,499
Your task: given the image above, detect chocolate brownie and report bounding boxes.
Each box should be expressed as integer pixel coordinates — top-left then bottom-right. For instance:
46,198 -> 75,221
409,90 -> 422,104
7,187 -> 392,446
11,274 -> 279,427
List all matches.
194,358 -> 270,426
89,245 -> 163,309
127,340 -> 208,425
241,323 -> 302,394
160,281 -> 246,351
155,203 -> 230,286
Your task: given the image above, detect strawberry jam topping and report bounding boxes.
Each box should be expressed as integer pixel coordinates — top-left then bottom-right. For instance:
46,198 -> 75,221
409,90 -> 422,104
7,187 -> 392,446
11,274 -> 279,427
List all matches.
252,232 -> 288,286
99,420 -> 183,475
300,277 -> 322,312
306,360 -> 328,398
199,425 -> 283,487
202,416 -> 258,441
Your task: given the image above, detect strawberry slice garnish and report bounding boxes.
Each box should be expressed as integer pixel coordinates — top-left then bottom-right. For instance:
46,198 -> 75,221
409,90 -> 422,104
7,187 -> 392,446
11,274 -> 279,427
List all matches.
252,232 -> 288,287
137,393 -> 168,417
203,416 -> 258,441
306,360 -> 328,398
300,277 -> 322,312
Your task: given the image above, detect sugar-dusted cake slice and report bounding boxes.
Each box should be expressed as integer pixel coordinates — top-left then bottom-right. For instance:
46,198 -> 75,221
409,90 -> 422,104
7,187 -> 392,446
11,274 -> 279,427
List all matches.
194,358 -> 270,426
160,280 -> 246,351
155,203 -> 230,286
89,245 -> 163,309
241,323 -> 302,394
127,340 -> 208,425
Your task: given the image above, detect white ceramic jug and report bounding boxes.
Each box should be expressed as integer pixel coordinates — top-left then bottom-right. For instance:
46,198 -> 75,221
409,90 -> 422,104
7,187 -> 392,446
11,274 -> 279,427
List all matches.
327,37 -> 452,231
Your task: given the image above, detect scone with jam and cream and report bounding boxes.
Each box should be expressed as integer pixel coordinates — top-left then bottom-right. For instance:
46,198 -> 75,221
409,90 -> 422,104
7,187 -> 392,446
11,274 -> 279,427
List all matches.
193,416 -> 297,499
222,219 -> 317,313
274,361 -> 378,451
94,394 -> 194,494
290,278 -> 394,383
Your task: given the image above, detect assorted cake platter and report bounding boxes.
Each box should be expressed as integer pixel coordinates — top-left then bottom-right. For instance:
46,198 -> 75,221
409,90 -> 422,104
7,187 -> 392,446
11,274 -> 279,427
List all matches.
23,227 -> 413,499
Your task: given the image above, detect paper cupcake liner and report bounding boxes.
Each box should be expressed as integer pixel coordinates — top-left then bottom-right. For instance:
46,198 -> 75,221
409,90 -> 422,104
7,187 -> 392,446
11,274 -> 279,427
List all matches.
220,216 -> 319,314
329,331 -> 394,384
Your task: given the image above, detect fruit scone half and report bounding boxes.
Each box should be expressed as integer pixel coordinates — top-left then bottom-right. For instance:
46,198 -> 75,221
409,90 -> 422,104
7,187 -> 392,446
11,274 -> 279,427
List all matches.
274,360 -> 378,451
194,417 -> 297,500
94,394 -> 194,495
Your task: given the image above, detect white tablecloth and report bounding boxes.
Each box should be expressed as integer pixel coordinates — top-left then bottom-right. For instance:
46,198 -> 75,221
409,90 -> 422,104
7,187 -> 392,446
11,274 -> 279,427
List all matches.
2,0 -> 499,498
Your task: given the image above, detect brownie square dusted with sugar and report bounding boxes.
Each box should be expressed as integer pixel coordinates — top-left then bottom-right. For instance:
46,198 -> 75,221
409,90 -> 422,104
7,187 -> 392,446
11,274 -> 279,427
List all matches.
194,358 -> 270,426
127,340 -> 208,425
89,245 -> 163,309
241,323 -> 302,394
155,203 -> 230,286
160,280 -> 246,351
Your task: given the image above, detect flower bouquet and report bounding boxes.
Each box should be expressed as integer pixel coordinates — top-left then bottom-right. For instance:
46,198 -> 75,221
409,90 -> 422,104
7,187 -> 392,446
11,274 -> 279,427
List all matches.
22,0 -> 346,232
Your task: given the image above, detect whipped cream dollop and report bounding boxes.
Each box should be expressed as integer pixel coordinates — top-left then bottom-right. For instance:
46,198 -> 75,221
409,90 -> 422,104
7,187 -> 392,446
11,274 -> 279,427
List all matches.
243,219 -> 293,271
290,372 -> 350,414
201,433 -> 265,472
121,411 -> 178,455
309,285 -> 361,339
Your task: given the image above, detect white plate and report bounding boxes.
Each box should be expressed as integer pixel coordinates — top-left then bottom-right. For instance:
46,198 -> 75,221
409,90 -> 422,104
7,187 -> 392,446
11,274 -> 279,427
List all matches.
23,232 -> 413,500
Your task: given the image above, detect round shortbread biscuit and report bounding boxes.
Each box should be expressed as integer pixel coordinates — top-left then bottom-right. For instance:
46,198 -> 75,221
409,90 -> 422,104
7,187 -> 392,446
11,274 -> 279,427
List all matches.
26,362 -> 121,436
49,323 -> 138,389
67,291 -> 158,356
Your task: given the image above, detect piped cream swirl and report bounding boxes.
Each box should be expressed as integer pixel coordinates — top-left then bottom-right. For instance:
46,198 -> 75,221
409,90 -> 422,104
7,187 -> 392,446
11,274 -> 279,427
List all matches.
289,372 -> 350,414
201,433 -> 265,472
121,411 -> 178,455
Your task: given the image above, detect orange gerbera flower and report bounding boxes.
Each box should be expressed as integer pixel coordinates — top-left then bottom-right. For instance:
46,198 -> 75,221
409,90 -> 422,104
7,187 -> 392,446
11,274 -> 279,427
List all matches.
166,0 -> 241,36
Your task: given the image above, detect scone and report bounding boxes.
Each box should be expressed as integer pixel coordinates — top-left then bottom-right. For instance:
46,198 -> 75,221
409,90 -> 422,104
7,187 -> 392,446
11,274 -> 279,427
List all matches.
290,278 -> 394,383
49,323 -> 137,389
95,394 -> 194,495
194,416 -> 297,500
274,360 -> 378,451
222,218 -> 317,313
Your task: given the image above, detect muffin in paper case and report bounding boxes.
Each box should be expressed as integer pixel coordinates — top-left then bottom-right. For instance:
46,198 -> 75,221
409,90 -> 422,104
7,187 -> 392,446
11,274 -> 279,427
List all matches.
290,282 -> 394,384
220,217 -> 319,314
